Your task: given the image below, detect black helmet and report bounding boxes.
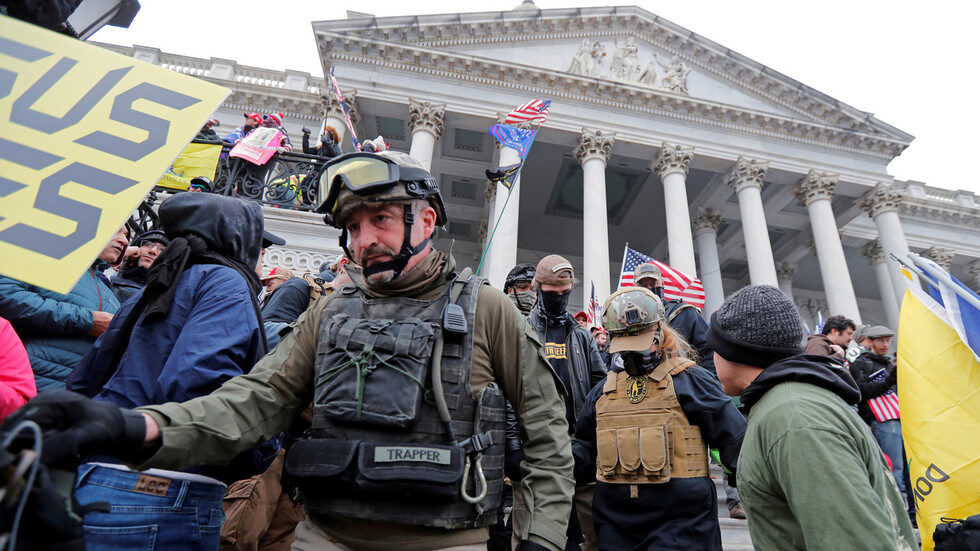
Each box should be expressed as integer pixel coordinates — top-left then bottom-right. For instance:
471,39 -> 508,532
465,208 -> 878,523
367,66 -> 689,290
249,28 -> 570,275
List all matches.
504,263 -> 535,291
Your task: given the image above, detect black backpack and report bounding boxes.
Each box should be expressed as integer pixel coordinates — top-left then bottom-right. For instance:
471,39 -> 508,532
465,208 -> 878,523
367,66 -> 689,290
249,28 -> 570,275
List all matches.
935,515 -> 980,551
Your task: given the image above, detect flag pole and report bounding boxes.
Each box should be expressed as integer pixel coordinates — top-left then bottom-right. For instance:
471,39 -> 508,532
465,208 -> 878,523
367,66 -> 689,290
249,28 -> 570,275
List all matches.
909,252 -> 980,310
475,162 -> 526,277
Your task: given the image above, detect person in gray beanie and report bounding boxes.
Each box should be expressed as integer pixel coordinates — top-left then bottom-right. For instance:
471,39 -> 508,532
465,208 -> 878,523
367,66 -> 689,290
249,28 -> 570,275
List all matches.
708,285 -> 916,551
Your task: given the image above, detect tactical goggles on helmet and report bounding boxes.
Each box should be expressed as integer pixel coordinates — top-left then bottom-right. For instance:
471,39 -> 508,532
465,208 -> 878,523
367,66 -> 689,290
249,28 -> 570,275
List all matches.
315,153 -> 440,222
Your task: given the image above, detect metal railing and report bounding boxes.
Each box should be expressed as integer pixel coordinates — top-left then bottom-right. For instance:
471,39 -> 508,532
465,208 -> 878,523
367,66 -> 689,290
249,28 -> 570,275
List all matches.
160,140 -> 330,212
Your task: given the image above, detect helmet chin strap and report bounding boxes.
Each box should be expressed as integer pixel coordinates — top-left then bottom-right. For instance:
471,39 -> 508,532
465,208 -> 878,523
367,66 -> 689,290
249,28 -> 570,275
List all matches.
341,203 -> 430,280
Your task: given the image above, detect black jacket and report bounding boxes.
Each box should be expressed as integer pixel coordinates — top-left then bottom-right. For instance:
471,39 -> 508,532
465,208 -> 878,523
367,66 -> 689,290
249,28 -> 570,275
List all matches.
665,300 -> 715,373
572,362 -> 746,550
302,133 -> 342,159
260,277 -> 310,324
109,264 -> 148,304
848,351 -> 897,424
526,307 -> 608,419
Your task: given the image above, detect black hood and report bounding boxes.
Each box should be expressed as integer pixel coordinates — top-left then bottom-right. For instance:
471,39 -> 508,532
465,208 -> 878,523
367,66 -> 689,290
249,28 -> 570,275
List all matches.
158,192 -> 264,270
740,354 -> 861,412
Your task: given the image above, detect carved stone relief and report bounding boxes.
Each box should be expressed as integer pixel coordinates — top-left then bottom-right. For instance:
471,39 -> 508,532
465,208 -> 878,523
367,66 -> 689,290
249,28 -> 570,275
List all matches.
567,37 -> 691,95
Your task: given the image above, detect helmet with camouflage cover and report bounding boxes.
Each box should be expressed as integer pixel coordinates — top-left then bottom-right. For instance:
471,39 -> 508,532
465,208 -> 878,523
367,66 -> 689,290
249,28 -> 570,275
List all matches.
602,286 -> 666,353
633,262 -> 663,287
316,150 -> 447,229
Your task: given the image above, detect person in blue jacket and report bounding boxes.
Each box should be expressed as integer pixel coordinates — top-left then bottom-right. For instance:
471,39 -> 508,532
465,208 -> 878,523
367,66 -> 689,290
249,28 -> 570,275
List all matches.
65,193 -> 275,551
572,287 -> 745,551
0,225 -> 130,390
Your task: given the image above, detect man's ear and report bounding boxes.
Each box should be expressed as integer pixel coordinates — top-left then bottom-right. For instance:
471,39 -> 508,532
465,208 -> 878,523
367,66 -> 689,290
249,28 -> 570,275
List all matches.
419,205 -> 438,237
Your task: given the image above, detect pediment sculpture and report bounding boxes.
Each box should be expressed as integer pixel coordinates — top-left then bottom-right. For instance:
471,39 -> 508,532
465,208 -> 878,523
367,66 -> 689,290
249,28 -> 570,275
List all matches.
568,37 -> 691,95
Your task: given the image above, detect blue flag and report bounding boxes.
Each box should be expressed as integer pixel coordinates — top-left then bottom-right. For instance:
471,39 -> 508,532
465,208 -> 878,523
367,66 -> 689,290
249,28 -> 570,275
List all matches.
488,124 -> 537,159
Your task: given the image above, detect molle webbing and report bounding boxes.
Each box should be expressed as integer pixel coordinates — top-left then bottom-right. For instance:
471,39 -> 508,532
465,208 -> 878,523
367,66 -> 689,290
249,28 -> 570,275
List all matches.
299,275 -> 506,529
595,358 -> 708,484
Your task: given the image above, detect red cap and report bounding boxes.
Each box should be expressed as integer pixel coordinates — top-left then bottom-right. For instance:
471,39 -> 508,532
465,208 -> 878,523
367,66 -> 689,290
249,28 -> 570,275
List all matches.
244,112 -> 262,124
574,311 -> 589,321
267,112 -> 284,126
207,118 -> 220,126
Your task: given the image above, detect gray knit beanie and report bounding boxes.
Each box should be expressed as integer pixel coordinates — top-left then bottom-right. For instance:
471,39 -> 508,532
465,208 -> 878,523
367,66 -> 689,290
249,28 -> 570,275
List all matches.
706,285 -> 804,367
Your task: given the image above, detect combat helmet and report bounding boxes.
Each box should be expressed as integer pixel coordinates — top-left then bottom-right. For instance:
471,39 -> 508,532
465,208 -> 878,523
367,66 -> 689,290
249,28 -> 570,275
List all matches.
633,262 -> 663,287
314,150 -> 448,278
504,263 -> 535,292
602,286 -> 666,353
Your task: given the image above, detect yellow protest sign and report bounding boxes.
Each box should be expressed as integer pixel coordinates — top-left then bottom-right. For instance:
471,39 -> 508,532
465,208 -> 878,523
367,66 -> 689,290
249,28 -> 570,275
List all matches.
0,15 -> 229,294
156,143 -> 222,191
897,285 -> 980,550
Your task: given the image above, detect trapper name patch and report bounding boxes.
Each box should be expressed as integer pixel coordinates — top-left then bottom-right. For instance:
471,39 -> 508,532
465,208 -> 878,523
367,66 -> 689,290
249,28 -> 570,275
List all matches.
374,446 -> 451,465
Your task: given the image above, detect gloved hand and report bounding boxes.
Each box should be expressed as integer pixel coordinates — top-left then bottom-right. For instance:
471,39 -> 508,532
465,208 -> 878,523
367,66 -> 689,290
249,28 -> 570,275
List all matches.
515,540 -> 551,551
504,448 -> 525,482
1,390 -> 147,468
301,126 -> 312,135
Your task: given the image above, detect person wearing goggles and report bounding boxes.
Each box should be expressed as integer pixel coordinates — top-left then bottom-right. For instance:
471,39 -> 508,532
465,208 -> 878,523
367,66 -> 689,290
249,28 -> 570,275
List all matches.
8,150 -> 575,551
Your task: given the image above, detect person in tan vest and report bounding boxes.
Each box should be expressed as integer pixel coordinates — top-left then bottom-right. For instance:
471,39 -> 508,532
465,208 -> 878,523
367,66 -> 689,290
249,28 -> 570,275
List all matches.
571,287 -> 746,550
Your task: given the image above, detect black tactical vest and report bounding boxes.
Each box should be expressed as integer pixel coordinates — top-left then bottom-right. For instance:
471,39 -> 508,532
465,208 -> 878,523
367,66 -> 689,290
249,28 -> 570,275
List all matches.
284,275 -> 506,529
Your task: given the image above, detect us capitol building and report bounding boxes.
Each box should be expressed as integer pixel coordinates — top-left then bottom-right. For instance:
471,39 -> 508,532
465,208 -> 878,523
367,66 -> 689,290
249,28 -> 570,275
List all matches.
98,3 -> 980,331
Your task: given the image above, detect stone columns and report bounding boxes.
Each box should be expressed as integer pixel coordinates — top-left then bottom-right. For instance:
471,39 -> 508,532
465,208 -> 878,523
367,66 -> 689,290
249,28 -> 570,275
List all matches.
795,170 -> 862,323
861,240 -> 900,330
322,89 -> 359,143
968,260 -> 980,291
484,143 -> 524,290
692,208 -> 724,315
575,128 -> 615,308
776,262 -> 797,300
726,157 -> 779,286
859,183 -> 916,307
924,246 -> 955,271
654,142 -> 697,276
407,99 -> 445,171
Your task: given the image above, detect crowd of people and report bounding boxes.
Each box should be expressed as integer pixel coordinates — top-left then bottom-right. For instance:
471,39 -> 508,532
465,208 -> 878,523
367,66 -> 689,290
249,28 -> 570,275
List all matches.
0,147 -> 922,551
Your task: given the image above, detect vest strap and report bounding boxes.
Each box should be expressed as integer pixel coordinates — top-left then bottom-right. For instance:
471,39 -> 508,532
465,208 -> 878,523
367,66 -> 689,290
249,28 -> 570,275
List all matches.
603,371 -> 618,393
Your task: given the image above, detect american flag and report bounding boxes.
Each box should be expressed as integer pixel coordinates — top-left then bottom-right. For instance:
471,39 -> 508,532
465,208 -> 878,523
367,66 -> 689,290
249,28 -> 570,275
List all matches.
504,99 -> 552,126
867,370 -> 900,422
618,245 -> 706,310
587,282 -> 602,327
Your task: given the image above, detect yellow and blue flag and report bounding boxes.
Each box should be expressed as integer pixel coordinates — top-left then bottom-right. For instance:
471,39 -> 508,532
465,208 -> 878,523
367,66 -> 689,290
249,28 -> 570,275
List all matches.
896,264 -> 980,550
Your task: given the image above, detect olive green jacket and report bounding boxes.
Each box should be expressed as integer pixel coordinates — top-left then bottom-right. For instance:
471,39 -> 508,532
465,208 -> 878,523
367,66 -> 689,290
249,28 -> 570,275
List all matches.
137,251 -> 574,551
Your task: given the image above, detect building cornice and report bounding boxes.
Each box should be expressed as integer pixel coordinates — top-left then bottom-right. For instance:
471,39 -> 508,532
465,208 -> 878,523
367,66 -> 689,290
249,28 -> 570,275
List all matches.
313,6 -> 913,146
317,32 -> 909,160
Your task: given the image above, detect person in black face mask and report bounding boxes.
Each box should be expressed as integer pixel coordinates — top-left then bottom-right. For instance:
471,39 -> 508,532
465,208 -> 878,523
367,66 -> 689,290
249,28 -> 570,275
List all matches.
511,254 -> 607,551
633,262 -> 715,374
571,287 -> 746,551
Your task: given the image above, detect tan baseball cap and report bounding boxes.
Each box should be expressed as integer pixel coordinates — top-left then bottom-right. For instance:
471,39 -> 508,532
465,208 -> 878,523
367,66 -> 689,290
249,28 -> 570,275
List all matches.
261,266 -> 294,281
634,262 -> 663,286
534,255 -> 575,286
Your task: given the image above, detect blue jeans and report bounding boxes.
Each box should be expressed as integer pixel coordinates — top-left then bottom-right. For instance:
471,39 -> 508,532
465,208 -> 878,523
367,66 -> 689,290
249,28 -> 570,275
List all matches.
75,464 -> 226,551
871,420 -> 906,498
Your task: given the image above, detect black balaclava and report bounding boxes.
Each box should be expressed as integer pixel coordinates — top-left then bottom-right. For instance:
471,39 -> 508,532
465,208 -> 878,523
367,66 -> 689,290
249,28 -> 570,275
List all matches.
538,288 -> 570,321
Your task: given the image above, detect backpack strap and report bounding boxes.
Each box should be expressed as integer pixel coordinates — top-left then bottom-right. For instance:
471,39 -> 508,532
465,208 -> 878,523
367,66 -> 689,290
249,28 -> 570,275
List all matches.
665,302 -> 696,324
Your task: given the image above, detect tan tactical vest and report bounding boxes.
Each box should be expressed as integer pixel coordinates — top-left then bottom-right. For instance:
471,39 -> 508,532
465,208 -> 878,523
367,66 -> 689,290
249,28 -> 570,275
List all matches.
595,356 -> 709,484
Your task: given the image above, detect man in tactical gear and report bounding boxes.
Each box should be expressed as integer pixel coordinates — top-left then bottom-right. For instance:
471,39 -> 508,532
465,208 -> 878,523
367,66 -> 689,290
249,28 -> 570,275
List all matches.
572,287 -> 745,550
513,255 -> 606,551
504,263 -> 536,315
6,151 -> 573,551
632,262 -> 713,373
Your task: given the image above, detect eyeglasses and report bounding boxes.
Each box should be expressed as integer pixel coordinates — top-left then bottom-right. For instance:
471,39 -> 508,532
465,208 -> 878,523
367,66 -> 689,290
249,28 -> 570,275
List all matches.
141,242 -> 165,251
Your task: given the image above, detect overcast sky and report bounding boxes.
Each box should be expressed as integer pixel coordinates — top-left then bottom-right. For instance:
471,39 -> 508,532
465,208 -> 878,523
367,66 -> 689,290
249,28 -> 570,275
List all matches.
93,0 -> 980,193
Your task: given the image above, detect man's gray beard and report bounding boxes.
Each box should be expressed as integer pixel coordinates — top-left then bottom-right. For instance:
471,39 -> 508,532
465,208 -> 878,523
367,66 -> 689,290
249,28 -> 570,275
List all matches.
366,269 -> 397,284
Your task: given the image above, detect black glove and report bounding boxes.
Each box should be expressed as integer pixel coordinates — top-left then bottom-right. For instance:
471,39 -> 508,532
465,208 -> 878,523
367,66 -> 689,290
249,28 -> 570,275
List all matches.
515,541 -> 551,551
1,390 -> 146,468
504,448 -> 525,482
301,126 -> 311,135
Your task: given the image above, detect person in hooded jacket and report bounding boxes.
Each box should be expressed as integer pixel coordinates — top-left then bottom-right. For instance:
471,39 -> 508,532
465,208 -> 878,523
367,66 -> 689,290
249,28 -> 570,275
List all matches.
110,230 -> 170,303
65,193 -> 276,551
515,254 -> 607,551
0,225 -> 129,390
708,285 -> 916,551
573,287 -> 745,551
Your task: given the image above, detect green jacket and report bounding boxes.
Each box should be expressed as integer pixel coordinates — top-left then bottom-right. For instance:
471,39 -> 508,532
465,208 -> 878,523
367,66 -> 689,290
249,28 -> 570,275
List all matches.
736,355 -> 917,551
136,251 -> 573,551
